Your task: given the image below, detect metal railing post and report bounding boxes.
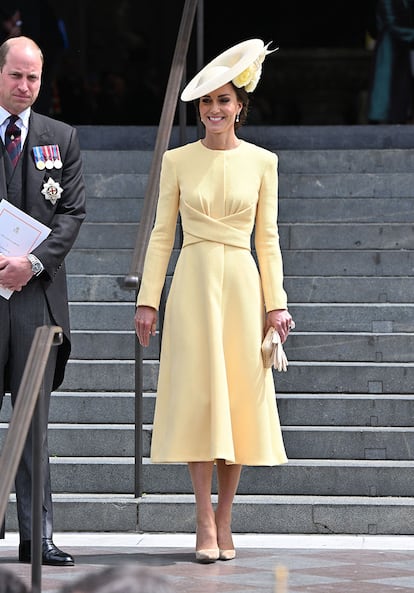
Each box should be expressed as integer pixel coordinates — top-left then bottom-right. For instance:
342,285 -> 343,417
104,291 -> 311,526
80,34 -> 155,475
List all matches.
125,0 -> 199,503
134,297 -> 143,498
0,325 -> 62,593
31,394 -> 43,593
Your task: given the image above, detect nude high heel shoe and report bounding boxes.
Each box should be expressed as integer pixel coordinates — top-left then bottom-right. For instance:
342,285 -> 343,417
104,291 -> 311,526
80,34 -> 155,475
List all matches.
195,548 -> 220,563
219,548 -> 236,561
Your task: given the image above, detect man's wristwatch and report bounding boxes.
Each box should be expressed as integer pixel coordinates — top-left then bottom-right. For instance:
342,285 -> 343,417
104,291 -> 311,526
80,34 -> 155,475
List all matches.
27,253 -> 44,276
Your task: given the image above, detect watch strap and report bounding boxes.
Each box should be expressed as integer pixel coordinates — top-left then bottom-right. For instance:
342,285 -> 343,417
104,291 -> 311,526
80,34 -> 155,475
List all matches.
27,253 -> 44,276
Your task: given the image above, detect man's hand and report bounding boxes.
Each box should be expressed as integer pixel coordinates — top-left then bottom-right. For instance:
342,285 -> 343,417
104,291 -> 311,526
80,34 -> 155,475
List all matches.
0,254 -> 33,292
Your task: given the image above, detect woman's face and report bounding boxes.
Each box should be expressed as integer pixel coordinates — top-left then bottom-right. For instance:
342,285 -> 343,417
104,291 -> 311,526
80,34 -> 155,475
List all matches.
198,83 -> 242,135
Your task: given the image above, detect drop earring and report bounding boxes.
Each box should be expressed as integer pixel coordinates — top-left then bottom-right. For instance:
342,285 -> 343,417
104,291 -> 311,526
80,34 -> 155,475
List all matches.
235,113 -> 240,123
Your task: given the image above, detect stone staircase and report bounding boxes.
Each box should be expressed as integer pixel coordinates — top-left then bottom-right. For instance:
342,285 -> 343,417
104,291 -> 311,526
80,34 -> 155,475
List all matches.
2,126 -> 414,534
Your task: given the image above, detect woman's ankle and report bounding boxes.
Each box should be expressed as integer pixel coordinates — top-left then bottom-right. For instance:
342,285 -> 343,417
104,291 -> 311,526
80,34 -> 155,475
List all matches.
215,513 -> 234,550
195,515 -> 218,551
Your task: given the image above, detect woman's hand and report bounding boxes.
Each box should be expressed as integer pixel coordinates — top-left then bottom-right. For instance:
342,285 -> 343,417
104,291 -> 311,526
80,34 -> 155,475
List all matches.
135,305 -> 157,347
265,309 -> 294,344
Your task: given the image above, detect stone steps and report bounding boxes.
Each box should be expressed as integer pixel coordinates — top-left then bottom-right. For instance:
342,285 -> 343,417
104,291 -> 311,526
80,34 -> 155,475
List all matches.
67,330 -> 414,363
5,459 -> 414,497
3,392 -> 414,426
285,333 -> 414,362
141,461 -> 414,498
66,248 -> 414,276
7,491 -> 414,534
5,494 -> 137,532
67,274 -> 414,303
58,360 -> 414,393
284,277 -> 414,303
66,301 -> 414,331
74,221 -> 413,250
137,494 -> 414,535
3,423 -> 414,460
68,275 -> 135,302
5,127 -> 414,534
279,198 -> 414,223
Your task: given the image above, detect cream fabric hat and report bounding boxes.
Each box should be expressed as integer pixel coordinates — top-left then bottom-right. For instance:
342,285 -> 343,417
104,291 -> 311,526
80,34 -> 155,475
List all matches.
181,38 -> 277,102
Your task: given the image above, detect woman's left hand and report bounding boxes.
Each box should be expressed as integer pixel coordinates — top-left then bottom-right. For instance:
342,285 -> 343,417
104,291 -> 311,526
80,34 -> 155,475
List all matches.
265,309 -> 294,344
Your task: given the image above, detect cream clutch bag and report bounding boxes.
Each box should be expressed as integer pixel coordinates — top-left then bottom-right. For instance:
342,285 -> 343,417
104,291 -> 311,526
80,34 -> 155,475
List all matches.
261,322 -> 295,372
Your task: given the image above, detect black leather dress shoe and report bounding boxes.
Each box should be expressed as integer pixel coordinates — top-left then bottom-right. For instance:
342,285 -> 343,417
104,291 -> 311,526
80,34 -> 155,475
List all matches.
19,539 -> 75,566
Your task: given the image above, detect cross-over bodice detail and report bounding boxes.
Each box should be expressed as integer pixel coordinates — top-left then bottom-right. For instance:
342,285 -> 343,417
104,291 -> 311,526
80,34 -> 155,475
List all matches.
181,198 -> 254,250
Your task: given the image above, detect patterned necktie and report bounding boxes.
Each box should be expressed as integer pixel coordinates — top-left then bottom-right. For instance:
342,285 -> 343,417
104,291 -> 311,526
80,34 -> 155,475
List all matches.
5,115 -> 21,167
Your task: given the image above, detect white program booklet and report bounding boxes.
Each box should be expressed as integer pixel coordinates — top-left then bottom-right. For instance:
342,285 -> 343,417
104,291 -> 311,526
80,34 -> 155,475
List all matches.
0,199 -> 51,299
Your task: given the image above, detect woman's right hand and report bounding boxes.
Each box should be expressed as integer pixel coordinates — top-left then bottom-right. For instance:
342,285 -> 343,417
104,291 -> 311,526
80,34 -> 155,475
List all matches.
135,305 -> 157,347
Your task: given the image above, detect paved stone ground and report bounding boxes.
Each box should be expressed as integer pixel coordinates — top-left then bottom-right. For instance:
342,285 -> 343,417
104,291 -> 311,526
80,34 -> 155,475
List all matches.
2,534 -> 414,592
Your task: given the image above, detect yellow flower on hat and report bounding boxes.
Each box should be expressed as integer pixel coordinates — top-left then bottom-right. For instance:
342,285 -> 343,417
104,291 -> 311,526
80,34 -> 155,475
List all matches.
245,66 -> 262,92
232,48 -> 268,92
233,65 -> 255,89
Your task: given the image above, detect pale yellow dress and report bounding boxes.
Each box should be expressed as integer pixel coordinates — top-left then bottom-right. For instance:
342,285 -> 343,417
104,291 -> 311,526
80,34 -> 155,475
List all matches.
137,139 -> 288,466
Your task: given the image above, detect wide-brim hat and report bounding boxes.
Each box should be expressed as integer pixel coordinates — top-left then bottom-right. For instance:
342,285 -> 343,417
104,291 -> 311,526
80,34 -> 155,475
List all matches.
181,38 -> 277,102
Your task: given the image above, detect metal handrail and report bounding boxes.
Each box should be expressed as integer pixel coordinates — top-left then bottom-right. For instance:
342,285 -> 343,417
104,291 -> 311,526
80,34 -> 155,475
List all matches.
123,0 -> 200,498
124,0 -> 199,290
0,325 -> 63,593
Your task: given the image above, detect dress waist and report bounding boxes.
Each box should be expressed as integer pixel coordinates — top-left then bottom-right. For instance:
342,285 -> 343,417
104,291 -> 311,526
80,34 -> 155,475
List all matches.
181,200 -> 252,250
182,232 -> 250,250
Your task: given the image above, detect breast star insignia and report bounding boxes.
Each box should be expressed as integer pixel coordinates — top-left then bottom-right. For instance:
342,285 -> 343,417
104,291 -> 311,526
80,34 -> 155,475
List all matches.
41,177 -> 63,205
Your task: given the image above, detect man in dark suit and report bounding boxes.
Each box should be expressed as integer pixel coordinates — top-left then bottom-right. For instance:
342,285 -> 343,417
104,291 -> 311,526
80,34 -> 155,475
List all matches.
0,36 -> 85,566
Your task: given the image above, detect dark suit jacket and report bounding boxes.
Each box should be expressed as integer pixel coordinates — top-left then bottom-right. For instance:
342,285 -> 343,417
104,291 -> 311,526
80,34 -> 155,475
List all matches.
1,111 -> 86,389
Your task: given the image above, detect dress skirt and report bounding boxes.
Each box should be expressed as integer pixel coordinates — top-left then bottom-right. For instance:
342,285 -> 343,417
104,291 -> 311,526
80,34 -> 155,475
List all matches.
150,240 -> 288,466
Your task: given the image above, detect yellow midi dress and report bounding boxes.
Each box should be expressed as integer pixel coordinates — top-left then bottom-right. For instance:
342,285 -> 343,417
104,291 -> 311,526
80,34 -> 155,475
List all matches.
137,139 -> 288,466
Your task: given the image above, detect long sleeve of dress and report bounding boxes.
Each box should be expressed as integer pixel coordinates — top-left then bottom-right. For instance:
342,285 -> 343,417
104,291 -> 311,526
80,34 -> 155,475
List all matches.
254,152 -> 288,311
137,152 -> 180,309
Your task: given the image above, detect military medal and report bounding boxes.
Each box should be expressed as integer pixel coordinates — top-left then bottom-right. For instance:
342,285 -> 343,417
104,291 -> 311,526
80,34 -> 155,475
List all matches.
44,145 -> 53,169
52,144 -> 62,169
33,144 -> 63,170
32,146 -> 46,170
41,177 -> 63,205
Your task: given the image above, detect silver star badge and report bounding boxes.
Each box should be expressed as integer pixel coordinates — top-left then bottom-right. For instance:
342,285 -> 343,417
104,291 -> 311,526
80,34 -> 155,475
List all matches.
41,177 -> 63,205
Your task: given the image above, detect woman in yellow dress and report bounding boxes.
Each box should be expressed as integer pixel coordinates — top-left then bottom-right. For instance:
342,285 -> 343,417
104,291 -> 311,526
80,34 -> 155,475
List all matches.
135,39 -> 294,563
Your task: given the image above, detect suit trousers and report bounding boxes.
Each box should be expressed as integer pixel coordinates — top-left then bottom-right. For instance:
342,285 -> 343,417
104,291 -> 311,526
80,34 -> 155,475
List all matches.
0,279 -> 57,541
